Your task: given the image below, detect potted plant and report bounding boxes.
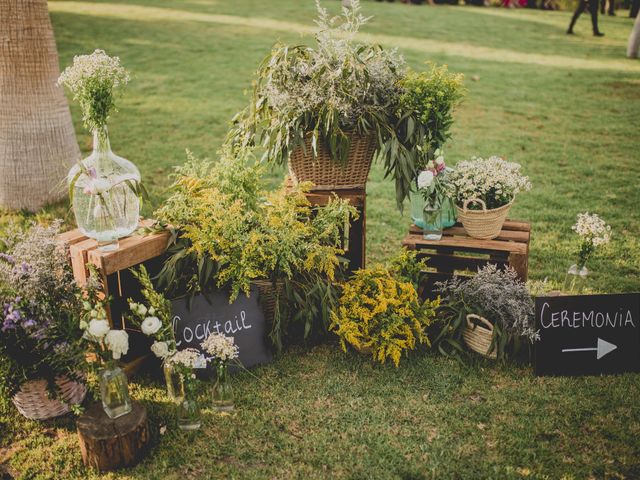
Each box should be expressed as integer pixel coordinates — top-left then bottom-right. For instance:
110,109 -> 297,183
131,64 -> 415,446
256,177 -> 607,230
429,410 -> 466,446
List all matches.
59,50 -> 146,252
330,249 -> 439,366
153,148 -> 357,351
434,264 -> 539,360
201,333 -> 239,412
449,156 -> 531,239
397,64 -> 464,221
165,348 -> 204,431
0,222 -> 89,420
563,212 -> 611,293
228,1 -> 409,191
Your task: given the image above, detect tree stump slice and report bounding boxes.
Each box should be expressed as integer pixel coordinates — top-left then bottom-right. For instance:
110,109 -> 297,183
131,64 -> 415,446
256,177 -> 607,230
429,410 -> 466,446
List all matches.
77,402 -> 150,472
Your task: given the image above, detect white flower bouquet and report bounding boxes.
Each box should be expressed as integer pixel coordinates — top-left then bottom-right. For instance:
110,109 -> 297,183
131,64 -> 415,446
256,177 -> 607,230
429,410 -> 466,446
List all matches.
201,334 -> 239,366
571,212 -> 611,269
449,156 -> 531,239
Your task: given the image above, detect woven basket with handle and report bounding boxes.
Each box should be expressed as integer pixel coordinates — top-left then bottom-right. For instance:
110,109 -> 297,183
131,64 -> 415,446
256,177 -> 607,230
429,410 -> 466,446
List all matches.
288,132 -> 377,190
462,314 -> 497,359
252,279 -> 284,325
12,376 -> 87,420
456,198 -> 513,240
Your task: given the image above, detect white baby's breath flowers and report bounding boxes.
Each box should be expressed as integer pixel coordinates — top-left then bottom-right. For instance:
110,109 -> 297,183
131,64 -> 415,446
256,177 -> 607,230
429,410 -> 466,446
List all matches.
450,156 -> 531,208
104,330 -> 129,360
572,212 -> 611,247
57,49 -> 129,94
201,334 -> 239,363
141,316 -> 162,335
167,348 -> 203,369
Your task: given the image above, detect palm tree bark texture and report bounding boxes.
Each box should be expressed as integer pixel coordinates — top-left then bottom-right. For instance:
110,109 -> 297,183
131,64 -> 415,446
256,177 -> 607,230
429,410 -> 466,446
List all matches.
0,0 -> 79,211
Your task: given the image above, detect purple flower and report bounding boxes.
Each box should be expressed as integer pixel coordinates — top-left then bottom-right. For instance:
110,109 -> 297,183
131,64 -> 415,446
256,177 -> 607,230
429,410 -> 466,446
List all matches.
0,253 -> 15,264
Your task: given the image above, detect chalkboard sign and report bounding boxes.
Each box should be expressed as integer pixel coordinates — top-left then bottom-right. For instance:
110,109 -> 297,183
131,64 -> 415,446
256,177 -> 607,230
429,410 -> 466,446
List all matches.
171,285 -> 272,376
535,293 -> 640,376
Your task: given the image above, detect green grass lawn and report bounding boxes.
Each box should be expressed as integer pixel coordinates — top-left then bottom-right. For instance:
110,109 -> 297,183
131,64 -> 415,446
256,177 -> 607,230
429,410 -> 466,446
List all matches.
1,0 -> 640,478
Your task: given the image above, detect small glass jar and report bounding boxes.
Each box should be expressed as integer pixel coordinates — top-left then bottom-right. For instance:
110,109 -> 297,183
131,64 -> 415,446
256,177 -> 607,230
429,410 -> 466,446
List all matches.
177,397 -> 201,431
212,362 -> 234,412
163,361 -> 184,404
99,361 -> 132,419
564,264 -> 588,294
441,196 -> 457,228
423,203 -> 443,241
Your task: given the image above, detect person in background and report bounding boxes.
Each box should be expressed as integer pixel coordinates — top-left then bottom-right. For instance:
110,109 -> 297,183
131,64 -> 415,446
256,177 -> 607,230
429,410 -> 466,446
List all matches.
628,11 -> 640,57
567,0 -> 604,36
600,0 -> 615,15
631,0 -> 639,17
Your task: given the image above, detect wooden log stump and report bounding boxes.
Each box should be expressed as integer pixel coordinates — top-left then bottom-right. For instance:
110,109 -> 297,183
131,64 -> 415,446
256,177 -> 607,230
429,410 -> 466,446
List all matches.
77,402 -> 150,472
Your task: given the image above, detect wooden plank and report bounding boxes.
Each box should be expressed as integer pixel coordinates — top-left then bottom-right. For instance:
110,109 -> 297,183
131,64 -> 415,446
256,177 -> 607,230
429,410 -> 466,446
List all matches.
403,233 -> 528,255
69,238 -> 99,285
58,228 -> 88,246
305,189 -> 366,208
409,224 -> 530,243
424,253 -> 507,273
87,230 -> 170,276
508,252 -> 529,281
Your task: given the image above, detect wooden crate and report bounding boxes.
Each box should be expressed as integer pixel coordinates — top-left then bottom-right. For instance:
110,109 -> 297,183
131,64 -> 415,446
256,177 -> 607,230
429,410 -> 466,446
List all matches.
285,176 -> 366,272
304,187 -> 367,272
402,220 -> 531,297
58,220 -> 170,325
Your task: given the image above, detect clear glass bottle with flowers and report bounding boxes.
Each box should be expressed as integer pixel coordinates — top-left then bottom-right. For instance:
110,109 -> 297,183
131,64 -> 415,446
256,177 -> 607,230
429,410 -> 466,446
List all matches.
58,50 -> 145,252
80,295 -> 132,419
127,266 -> 181,402
165,349 -> 203,431
201,334 -> 239,412
564,212 -> 611,293
410,149 -> 456,234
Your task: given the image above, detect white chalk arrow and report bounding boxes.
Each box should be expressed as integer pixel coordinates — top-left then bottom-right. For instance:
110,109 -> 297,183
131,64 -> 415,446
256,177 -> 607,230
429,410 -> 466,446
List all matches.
562,338 -> 617,360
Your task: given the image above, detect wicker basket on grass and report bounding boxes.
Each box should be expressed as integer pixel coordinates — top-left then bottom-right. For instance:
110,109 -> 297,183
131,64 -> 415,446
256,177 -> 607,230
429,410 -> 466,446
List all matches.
462,314 -> 497,359
12,376 -> 87,420
252,279 -> 285,325
288,132 -> 377,190
456,198 -> 513,240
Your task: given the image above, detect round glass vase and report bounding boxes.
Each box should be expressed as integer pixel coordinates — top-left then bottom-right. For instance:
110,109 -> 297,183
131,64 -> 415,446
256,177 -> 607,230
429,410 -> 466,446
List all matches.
99,361 -> 132,419
410,190 -> 456,229
163,362 -> 185,404
68,126 -> 141,252
177,395 -> 201,431
563,264 -> 588,294
212,362 -> 234,412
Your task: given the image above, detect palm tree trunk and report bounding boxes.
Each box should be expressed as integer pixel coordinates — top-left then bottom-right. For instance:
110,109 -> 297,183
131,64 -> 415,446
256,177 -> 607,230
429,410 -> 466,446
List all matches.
0,0 -> 80,211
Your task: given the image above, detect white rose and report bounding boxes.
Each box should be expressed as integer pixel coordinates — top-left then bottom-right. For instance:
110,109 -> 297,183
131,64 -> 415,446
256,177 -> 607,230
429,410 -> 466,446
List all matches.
150,341 -> 170,359
105,330 -> 129,360
141,316 -> 162,335
417,170 -> 434,190
87,319 -> 110,339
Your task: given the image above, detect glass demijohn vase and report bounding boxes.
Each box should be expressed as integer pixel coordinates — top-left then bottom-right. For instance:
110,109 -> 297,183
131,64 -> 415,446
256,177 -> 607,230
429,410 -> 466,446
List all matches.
564,264 -> 588,294
68,126 -> 141,251
423,203 -> 443,241
99,361 -> 132,419
212,362 -> 234,412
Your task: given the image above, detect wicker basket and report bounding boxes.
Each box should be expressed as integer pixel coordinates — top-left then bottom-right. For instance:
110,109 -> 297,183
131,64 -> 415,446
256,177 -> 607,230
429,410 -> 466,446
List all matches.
12,376 -> 87,420
462,314 -> 497,359
288,132 -> 377,190
252,279 -> 284,325
456,198 -> 513,240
